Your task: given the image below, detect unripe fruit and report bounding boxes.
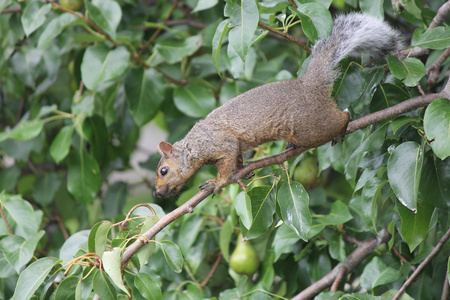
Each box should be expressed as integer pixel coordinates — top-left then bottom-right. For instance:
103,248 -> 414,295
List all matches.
230,234 -> 259,276
59,0 -> 84,11
293,154 -> 319,189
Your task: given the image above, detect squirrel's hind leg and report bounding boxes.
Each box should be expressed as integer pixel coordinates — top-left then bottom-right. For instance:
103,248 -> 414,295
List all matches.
331,110 -> 351,146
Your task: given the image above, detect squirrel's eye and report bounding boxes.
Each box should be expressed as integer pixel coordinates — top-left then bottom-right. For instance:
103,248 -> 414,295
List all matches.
160,167 -> 168,176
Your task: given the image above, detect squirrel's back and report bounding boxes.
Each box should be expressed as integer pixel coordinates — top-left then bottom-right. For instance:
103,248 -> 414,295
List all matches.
193,13 -> 402,151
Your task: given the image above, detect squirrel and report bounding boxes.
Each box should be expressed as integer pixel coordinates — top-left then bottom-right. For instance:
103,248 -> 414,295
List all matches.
154,13 -> 402,198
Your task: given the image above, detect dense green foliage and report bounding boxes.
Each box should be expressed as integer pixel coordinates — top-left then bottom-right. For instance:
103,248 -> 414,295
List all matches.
0,0 -> 449,299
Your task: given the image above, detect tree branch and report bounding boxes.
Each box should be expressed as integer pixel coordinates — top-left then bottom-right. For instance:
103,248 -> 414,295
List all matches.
397,0 -> 450,60
291,228 -> 391,300
427,47 -> 450,87
393,228 -> 450,300
120,80 -> 450,268
258,22 -> 311,53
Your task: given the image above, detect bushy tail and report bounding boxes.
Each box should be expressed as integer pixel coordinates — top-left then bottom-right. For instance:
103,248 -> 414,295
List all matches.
306,13 -> 403,85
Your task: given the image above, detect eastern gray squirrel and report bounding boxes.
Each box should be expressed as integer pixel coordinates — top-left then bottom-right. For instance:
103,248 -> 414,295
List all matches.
154,13 -> 402,197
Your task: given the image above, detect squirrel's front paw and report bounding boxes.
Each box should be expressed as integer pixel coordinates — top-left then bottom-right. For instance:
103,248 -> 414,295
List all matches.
199,179 -> 223,197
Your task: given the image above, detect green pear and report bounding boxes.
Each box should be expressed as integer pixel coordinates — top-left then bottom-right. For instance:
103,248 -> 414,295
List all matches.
230,234 -> 259,276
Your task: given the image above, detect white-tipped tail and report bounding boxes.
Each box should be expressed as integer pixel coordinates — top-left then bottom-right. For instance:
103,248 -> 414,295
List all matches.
314,13 -> 403,68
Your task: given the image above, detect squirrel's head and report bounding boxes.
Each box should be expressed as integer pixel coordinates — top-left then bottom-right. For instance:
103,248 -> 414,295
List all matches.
154,141 -> 186,198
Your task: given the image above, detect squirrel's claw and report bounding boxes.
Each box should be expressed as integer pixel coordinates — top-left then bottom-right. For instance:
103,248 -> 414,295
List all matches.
199,179 -> 222,197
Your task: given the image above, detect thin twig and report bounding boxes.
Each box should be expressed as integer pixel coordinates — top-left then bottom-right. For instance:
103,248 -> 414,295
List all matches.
1,7 -> 21,14
0,203 -> 13,235
138,0 -> 178,57
330,266 -> 346,291
292,229 -> 391,300
442,272 -> 449,300
200,252 -> 223,289
53,203 -> 69,240
258,22 -> 310,53
427,47 -> 450,87
392,245 -> 416,271
393,228 -> 450,300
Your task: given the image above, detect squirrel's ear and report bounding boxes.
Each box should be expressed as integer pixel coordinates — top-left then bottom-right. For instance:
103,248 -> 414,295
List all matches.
158,141 -> 174,158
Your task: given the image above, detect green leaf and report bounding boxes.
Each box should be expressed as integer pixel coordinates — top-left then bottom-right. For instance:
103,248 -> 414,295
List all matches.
212,20 -> 230,74
240,186 -> 276,239
277,182 -> 311,241
317,200 -> 353,226
235,191 -> 253,229
387,142 -> 423,212
93,270 -> 117,300
84,0 -> 122,39
173,84 -> 216,118
124,67 -> 166,126
419,151 -> 449,209
0,165 -> 20,193
371,83 -> 411,112
192,0 -> 218,12
412,27 -> 450,49
134,273 -> 162,300
273,224 -> 300,261
154,35 -> 203,64
72,95 -> 95,116
387,56 -> 426,87
54,275 -> 79,300
8,119 -> 45,141
60,230 -> 89,263
397,200 -> 434,252
360,0 -> 384,18
160,240 -> 183,273
81,44 -> 130,90
103,247 -> 130,296
290,3 -> 332,43
356,178 -> 388,234
345,124 -> 387,185
92,221 -> 111,257
352,67 -> 386,114
103,182 -> 128,219
225,0 -> 259,61
360,257 -> 402,291
11,257 -> 58,300
424,98 -> 450,160
219,217 -> 234,262
0,231 -> 45,273
136,217 -> 158,266
38,13 -> 78,49
1,193 -> 39,238
82,115 -> 108,164
178,214 -> 203,255
32,172 -> 61,205
67,148 -> 102,205
328,233 -> 346,262
50,125 -> 74,163
21,2 -> 51,36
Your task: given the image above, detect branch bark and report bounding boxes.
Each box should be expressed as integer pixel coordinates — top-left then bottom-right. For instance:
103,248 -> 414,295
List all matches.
120,80 -> 450,269
393,228 -> 450,300
291,228 -> 391,300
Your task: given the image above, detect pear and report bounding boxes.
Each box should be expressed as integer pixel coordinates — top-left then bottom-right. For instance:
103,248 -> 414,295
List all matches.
229,234 -> 259,276
293,154 -> 319,190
